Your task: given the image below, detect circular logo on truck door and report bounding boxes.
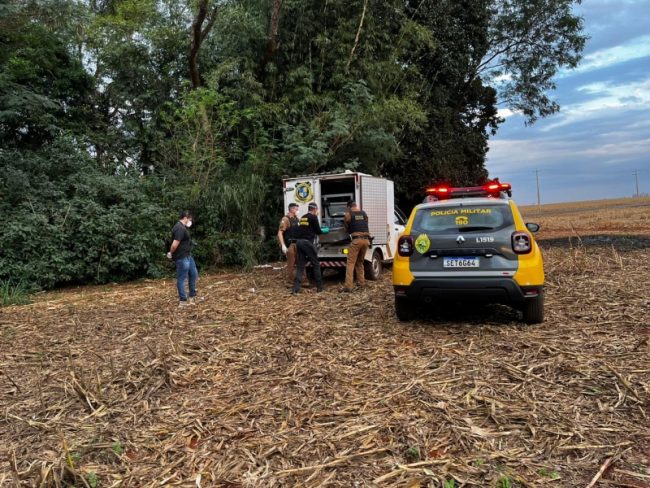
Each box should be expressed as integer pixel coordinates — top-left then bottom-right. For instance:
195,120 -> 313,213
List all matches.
295,182 -> 313,203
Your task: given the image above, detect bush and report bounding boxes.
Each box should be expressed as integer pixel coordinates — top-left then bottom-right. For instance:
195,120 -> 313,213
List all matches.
0,139 -> 168,290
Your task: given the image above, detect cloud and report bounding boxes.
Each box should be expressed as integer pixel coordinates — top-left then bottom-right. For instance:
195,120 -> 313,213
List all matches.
497,108 -> 515,119
540,78 -> 650,131
563,34 -> 650,76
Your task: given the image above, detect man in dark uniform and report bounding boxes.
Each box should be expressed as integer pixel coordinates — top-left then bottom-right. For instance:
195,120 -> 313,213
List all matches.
277,203 -> 308,287
292,202 -> 328,294
342,201 -> 370,292
167,210 -> 199,307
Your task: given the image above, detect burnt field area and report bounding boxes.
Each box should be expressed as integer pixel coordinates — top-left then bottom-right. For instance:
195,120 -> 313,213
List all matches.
1,204 -> 649,487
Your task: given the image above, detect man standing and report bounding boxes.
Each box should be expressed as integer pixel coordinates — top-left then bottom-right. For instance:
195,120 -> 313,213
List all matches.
342,201 -> 370,292
292,202 -> 328,294
277,203 -> 307,287
167,211 -> 199,307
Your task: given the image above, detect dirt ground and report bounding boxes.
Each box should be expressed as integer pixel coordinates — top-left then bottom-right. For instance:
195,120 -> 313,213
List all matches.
1,203 -> 649,487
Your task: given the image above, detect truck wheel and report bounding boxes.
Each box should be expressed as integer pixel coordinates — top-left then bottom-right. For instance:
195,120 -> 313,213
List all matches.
395,296 -> 417,322
522,293 -> 544,324
364,249 -> 383,281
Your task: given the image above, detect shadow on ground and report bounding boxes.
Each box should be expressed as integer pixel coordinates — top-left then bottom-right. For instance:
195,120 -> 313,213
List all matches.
539,234 -> 650,251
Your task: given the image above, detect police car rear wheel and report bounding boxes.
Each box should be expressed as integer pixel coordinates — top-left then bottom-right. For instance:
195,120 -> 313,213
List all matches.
522,294 -> 544,324
395,296 -> 417,322
365,249 -> 383,281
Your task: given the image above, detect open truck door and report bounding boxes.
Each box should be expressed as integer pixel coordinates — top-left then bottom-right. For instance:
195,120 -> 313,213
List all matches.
283,177 -> 320,219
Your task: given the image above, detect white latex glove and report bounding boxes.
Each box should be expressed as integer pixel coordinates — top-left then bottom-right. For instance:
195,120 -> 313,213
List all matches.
166,252 -> 172,259
281,244 -> 288,255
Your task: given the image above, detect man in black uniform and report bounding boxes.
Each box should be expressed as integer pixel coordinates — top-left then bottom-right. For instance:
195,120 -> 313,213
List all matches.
292,202 -> 328,294
342,201 -> 370,292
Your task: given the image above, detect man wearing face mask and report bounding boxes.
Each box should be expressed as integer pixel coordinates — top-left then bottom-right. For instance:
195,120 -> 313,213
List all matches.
167,210 -> 199,307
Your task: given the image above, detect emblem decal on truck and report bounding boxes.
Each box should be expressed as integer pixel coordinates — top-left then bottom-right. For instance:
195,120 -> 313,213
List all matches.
414,234 -> 431,254
295,182 -> 313,203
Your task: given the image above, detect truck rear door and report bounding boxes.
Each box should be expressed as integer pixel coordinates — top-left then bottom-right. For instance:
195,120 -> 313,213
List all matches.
360,175 -> 389,246
283,177 -> 320,219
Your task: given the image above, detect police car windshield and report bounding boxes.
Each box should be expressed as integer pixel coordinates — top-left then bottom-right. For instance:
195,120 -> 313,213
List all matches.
412,204 -> 513,234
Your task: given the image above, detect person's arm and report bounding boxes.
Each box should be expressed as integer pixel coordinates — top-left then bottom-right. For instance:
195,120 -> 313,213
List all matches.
343,212 -> 351,232
310,214 -> 323,235
167,225 -> 183,258
278,217 -> 289,253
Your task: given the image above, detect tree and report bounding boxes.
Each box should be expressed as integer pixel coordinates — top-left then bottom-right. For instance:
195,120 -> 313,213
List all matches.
475,0 -> 587,124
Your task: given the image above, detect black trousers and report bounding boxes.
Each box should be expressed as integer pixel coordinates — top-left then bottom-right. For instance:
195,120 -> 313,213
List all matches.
294,239 -> 322,291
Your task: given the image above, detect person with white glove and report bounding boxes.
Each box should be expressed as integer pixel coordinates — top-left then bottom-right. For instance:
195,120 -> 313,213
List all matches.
278,203 -> 307,287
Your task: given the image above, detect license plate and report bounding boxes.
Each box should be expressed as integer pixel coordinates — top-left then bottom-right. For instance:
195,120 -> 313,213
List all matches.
443,257 -> 479,268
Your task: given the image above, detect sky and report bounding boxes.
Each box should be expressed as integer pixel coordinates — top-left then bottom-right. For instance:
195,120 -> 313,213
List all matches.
485,0 -> 650,204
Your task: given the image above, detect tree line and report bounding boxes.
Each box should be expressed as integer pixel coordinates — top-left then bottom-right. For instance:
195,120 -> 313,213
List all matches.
0,0 -> 586,290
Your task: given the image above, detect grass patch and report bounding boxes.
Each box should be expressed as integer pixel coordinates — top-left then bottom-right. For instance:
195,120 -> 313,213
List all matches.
404,446 -> 420,461
0,279 -> 31,306
538,468 -> 561,480
496,475 -> 513,488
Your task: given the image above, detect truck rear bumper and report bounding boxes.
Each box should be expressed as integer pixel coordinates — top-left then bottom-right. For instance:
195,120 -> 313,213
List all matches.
394,278 -> 543,304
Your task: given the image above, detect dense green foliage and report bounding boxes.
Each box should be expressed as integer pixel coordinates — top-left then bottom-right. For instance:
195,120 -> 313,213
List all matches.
0,0 -> 586,291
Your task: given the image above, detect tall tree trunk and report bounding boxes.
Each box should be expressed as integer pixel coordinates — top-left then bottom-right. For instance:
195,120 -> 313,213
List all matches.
189,0 -> 209,89
261,0 -> 283,73
188,0 -> 219,89
347,0 -> 368,70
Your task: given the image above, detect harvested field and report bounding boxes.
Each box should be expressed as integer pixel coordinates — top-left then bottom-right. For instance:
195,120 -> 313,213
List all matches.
1,204 -> 649,487
520,196 -> 650,239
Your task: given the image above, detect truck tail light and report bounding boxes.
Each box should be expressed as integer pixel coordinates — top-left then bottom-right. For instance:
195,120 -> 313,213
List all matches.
512,231 -> 532,254
398,235 -> 414,256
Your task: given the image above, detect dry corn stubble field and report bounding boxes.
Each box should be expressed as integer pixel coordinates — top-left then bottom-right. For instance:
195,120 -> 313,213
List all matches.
1,198 -> 649,488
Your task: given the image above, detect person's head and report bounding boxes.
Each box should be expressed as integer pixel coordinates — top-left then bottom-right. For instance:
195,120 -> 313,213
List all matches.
288,202 -> 299,216
348,201 -> 359,211
179,210 -> 193,227
308,202 -> 319,215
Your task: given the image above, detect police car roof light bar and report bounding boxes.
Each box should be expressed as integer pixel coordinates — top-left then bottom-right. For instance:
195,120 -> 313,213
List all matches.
425,180 -> 512,199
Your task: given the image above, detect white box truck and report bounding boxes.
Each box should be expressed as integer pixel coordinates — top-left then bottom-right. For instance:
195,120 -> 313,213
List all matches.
282,171 -> 406,279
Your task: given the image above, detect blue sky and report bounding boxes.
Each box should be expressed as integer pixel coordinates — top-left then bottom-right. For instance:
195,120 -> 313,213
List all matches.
485,0 -> 650,204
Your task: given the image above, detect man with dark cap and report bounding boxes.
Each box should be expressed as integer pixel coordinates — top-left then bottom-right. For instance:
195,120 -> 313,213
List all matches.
342,201 -> 370,292
277,202 -> 308,287
292,202 -> 329,294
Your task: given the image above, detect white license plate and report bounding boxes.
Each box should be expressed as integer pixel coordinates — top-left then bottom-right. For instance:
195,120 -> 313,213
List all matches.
443,257 -> 479,268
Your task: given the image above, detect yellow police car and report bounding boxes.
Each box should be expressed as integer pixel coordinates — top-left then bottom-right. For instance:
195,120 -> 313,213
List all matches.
393,181 -> 544,323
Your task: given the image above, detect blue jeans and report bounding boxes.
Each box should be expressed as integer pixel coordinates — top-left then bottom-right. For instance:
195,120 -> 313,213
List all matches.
175,256 -> 198,301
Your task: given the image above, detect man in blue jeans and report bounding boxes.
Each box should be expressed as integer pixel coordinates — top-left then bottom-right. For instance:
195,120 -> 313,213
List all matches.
167,211 -> 199,307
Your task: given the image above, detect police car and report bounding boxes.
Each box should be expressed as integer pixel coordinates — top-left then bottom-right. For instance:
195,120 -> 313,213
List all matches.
392,180 -> 545,323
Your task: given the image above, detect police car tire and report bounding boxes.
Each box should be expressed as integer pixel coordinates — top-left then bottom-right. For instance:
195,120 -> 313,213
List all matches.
395,296 -> 417,322
522,294 -> 544,324
364,249 -> 383,281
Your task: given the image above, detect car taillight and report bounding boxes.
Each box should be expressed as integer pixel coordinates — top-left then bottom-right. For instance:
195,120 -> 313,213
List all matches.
398,235 -> 414,256
512,231 -> 532,254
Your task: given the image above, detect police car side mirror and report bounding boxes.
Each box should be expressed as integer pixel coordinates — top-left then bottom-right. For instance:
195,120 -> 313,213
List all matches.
526,222 -> 540,233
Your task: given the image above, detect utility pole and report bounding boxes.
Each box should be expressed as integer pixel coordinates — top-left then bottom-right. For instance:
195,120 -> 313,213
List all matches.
535,169 -> 541,214
633,170 -> 639,197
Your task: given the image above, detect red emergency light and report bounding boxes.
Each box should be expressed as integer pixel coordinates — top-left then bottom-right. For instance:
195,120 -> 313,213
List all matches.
425,179 -> 512,199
